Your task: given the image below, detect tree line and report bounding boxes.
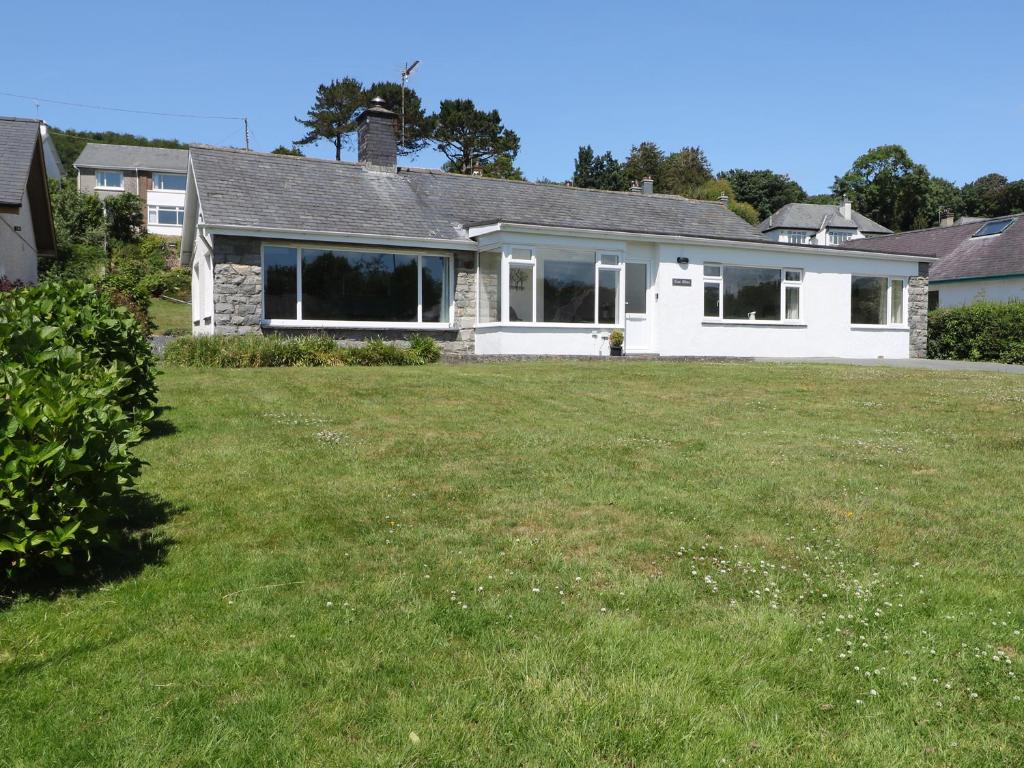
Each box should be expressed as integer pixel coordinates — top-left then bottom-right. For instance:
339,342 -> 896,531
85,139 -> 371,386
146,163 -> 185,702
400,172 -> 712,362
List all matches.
572,142 -> 1024,232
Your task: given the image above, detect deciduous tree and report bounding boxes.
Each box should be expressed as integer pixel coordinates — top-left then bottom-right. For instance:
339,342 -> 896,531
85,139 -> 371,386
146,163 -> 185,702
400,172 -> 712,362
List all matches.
718,169 -> 807,220
661,147 -> 713,196
832,145 -> 932,232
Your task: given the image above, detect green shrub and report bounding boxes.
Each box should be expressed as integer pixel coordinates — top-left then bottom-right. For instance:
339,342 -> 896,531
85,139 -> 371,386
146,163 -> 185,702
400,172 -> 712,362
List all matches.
0,281 -> 156,578
139,267 -> 190,298
408,334 -> 442,363
163,334 -> 442,368
928,300 -> 1024,363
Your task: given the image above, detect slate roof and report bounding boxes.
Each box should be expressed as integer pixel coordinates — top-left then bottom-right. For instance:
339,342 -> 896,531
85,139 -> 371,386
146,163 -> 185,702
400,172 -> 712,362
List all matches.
188,145 -> 764,244
838,215 -> 1024,281
761,202 -> 892,235
0,117 -> 41,207
74,143 -> 189,172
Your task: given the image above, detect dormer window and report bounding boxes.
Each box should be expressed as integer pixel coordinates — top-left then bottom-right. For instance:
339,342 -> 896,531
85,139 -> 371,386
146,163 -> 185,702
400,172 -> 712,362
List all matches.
973,219 -> 1013,238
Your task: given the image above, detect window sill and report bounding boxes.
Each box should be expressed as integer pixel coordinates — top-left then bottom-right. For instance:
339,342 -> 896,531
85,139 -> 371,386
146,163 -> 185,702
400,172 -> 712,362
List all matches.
262,320 -> 454,331
95,187 -> 124,192
850,324 -> 909,331
475,322 -> 622,330
701,319 -> 807,328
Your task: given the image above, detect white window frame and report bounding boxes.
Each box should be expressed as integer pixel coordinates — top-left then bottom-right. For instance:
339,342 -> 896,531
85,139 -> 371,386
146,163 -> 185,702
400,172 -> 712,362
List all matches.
95,170 -> 124,190
828,229 -> 854,245
850,275 -> 907,328
702,263 -> 804,325
260,242 -> 454,329
152,173 -> 187,191
477,246 -> 625,328
783,230 -> 809,244
147,205 -> 185,226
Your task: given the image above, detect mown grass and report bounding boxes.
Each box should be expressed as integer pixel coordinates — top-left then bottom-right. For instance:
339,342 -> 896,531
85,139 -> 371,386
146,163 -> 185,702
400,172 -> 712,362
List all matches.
148,297 -> 191,336
2,361 -> 1024,766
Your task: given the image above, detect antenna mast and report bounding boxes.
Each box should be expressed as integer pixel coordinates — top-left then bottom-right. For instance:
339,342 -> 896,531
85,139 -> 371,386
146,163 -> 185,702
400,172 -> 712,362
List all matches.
400,60 -> 420,148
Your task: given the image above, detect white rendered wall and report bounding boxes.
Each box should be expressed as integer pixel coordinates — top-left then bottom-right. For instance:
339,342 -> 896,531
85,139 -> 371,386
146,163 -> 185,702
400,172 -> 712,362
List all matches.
471,231 -> 918,359
191,236 -> 215,334
0,196 -> 39,283
146,189 -> 186,237
932,278 -> 1024,307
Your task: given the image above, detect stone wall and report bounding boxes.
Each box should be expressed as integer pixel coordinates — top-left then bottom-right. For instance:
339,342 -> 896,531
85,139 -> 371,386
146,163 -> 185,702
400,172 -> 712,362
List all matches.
909,269 -> 929,359
212,236 -> 262,335
210,234 -> 477,352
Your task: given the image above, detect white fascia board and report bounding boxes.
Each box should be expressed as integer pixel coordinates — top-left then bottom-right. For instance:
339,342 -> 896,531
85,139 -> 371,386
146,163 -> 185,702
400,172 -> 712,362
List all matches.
202,224 -> 478,252
179,154 -> 202,266
466,222 -> 936,263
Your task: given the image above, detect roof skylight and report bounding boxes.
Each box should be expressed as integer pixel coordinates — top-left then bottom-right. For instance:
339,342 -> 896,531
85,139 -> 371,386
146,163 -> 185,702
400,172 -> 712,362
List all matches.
973,219 -> 1014,238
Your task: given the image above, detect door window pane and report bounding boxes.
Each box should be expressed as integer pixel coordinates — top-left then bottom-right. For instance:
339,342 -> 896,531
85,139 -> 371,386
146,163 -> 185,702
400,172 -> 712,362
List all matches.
542,259 -> 594,323
785,286 -> 800,320
301,250 -> 417,322
479,251 -> 501,323
421,255 -> 449,323
625,262 -> 647,314
723,266 -> 781,320
509,264 -> 534,322
851,276 -> 887,324
263,246 -> 297,320
598,269 -> 619,324
890,279 -> 904,324
704,283 -> 720,317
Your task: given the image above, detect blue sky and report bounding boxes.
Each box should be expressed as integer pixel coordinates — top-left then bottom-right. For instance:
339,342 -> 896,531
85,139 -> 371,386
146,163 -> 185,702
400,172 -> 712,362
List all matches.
4,0 -> 1022,194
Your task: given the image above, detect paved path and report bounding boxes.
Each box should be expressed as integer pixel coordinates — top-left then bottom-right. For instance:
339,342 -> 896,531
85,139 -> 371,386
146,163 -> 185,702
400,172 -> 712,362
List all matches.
755,357 -> 1024,374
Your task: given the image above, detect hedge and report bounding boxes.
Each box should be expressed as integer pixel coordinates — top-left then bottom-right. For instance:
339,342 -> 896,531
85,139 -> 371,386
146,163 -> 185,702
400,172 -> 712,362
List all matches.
0,281 -> 156,579
163,334 -> 443,368
927,300 -> 1024,364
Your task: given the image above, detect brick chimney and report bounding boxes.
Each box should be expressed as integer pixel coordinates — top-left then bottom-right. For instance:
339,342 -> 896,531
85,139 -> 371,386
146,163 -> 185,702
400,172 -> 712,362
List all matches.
357,97 -> 398,167
939,210 -> 955,228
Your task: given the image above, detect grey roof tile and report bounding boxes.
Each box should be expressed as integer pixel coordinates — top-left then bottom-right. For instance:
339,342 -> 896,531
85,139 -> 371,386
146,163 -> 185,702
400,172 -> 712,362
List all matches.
838,216 -> 1024,281
761,202 -> 892,235
0,117 -> 41,207
74,143 -> 188,172
189,145 -> 764,244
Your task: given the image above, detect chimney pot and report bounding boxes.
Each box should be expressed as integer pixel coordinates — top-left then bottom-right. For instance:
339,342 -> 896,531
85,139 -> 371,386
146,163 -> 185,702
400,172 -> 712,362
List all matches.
357,98 -> 398,167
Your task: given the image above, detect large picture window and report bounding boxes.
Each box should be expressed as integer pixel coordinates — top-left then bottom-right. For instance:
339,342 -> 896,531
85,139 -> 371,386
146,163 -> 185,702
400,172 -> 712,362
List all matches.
703,264 -> 801,322
148,205 -> 185,226
478,249 -> 622,326
262,245 -> 451,324
851,276 -> 905,325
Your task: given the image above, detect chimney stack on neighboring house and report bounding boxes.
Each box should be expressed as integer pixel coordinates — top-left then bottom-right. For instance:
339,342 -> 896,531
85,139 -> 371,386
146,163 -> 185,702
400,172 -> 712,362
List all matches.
939,210 -> 955,228
629,180 -> 642,193
718,192 -> 728,206
641,177 -> 654,195
357,97 -> 398,167
840,195 -> 852,220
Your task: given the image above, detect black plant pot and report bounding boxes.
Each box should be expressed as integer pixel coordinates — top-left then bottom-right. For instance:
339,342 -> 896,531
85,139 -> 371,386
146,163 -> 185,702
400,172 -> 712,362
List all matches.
610,345 -> 623,357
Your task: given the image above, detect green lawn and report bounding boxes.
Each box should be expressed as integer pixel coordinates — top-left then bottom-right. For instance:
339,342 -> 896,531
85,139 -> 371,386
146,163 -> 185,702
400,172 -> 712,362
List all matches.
149,297 -> 191,336
3,361 -> 1024,766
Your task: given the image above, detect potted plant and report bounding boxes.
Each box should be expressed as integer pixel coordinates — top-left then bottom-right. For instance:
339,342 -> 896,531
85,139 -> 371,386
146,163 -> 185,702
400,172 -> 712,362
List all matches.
608,329 -> 624,357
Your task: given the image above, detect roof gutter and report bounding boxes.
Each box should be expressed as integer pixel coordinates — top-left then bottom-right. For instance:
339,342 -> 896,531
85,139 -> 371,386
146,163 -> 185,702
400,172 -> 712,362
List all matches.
466,222 -> 935,262
200,224 -> 479,252
930,273 -> 1024,284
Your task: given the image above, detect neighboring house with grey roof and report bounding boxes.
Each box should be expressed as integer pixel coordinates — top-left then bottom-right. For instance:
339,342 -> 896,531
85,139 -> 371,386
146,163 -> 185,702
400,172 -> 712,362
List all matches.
181,100 -> 932,358
841,214 -> 1024,309
74,143 -> 189,237
0,117 -> 57,283
761,199 -> 892,246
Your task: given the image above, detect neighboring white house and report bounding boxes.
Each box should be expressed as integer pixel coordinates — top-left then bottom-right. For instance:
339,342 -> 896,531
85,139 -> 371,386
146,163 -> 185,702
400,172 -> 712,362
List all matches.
0,117 -> 58,284
180,100 -> 931,359
761,199 -> 892,246
74,143 -> 189,237
842,214 -> 1024,309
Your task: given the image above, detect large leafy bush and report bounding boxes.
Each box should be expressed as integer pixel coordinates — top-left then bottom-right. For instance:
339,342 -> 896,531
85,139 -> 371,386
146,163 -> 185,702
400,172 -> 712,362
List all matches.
0,282 -> 156,578
928,300 -> 1024,363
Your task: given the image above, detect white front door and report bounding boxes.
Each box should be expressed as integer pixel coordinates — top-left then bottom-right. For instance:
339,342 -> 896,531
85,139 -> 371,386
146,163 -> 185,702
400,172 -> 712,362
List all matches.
624,261 -> 652,353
